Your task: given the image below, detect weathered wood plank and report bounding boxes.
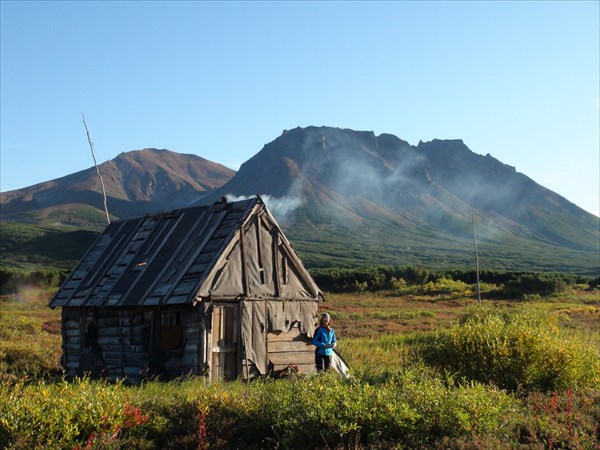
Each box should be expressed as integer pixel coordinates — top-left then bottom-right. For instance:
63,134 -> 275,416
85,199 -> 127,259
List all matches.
97,325 -> 144,336
185,330 -> 201,341
187,263 -> 210,274
65,351 -> 80,361
97,337 -> 123,346
165,355 -> 198,368
183,343 -> 199,354
204,237 -> 226,252
65,337 -> 81,346
268,340 -> 313,353
64,319 -> 79,329
102,351 -> 146,361
173,282 -> 197,296
123,358 -> 147,367
103,358 -> 146,368
266,327 -> 303,342
63,280 -> 81,290
123,367 -> 145,377
96,315 -> 144,327
269,350 -> 315,366
143,297 -> 162,306
165,295 -> 189,305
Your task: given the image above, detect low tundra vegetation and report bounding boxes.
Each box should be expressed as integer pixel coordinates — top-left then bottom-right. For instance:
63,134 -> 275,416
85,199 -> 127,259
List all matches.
0,304 -> 61,380
0,283 -> 599,449
2,369 -> 598,449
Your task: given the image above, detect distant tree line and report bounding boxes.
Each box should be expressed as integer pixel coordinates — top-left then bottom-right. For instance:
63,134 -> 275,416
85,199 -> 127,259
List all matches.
309,265 -> 597,297
1,265 -> 597,297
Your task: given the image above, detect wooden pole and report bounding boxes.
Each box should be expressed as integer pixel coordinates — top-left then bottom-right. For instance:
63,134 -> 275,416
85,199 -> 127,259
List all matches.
473,214 -> 481,305
82,113 -> 110,224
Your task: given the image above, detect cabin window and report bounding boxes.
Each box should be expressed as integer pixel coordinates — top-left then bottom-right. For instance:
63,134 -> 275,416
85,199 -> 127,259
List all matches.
161,311 -> 180,326
160,311 -> 182,351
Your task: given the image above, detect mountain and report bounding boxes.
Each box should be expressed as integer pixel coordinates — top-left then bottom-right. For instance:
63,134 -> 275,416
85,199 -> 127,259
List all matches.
198,126 -> 599,274
1,128 -> 598,274
0,148 -> 235,229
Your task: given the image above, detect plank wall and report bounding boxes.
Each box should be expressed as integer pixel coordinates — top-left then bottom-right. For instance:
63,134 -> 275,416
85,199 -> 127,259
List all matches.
267,325 -> 316,375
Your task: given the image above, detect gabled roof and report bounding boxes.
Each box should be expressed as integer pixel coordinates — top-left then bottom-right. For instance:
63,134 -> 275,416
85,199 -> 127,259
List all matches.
49,196 -> 322,308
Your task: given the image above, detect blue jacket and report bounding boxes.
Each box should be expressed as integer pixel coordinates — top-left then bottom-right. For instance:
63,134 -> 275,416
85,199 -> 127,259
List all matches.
312,326 -> 337,356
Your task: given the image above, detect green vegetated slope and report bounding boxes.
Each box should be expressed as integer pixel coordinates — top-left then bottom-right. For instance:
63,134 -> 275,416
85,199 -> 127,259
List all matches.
0,222 -> 98,271
3,203 -> 115,231
287,205 -> 598,275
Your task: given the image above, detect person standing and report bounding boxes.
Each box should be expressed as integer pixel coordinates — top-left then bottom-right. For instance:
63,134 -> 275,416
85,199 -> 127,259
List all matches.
312,313 -> 337,371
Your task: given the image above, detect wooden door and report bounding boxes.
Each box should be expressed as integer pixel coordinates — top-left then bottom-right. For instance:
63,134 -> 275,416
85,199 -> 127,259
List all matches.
211,304 -> 239,380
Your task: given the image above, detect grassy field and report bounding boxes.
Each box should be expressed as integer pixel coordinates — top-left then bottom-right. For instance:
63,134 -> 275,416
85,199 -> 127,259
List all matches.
1,285 -> 599,449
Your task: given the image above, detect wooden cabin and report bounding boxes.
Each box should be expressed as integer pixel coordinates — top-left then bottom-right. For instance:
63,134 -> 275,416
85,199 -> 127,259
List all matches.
49,196 -> 329,382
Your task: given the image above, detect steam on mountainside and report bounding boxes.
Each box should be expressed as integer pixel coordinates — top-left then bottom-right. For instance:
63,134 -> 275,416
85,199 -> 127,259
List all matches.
199,126 -> 599,273
0,148 -> 235,228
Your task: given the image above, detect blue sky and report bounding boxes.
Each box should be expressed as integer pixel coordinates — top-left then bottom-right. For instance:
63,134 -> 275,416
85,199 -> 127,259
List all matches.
1,1 -> 599,216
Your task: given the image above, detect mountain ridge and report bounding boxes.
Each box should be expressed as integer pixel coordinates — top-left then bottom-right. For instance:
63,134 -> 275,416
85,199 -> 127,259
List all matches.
197,126 -> 598,273
1,126 -> 598,274
0,148 -> 235,228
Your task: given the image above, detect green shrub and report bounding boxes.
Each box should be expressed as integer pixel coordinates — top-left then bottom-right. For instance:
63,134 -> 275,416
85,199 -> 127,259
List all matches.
502,273 -> 571,297
414,278 -> 472,297
368,310 -> 435,321
0,373 -> 524,450
393,369 -> 521,443
419,306 -> 600,392
0,377 -> 128,449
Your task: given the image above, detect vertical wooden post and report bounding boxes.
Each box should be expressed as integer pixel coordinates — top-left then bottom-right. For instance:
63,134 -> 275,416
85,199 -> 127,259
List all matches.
240,227 -> 249,298
473,214 -> 481,305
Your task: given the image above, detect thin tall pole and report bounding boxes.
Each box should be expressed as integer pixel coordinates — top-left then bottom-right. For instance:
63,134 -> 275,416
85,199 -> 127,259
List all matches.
473,214 -> 481,305
82,113 -> 110,224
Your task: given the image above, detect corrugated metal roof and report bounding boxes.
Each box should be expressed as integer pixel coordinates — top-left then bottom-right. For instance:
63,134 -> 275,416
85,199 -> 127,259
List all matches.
49,197 -> 259,308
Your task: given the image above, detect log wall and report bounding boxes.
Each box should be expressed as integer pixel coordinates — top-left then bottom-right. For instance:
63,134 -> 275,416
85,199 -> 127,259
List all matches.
61,306 -> 207,382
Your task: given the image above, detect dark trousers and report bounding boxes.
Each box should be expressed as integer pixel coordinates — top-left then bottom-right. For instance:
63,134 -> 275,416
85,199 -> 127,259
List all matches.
315,353 -> 332,371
